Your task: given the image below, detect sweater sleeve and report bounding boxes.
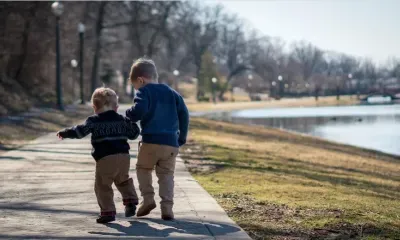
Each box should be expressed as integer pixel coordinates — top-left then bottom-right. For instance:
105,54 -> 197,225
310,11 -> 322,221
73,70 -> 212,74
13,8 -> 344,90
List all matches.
125,88 -> 149,122
124,117 -> 141,140
175,92 -> 189,146
58,118 -> 92,139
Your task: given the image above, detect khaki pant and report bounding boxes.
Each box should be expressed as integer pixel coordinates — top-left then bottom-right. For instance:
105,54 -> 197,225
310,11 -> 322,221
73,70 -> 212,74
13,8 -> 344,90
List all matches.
136,143 -> 179,211
95,153 -> 138,216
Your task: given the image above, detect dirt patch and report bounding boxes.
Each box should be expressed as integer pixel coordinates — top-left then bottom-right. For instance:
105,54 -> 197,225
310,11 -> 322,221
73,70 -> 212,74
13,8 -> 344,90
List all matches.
181,140 -> 228,173
214,192 -> 396,240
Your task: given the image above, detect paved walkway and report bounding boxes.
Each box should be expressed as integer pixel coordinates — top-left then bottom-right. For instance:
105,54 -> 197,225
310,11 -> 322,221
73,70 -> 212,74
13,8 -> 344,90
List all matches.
0,133 -> 250,239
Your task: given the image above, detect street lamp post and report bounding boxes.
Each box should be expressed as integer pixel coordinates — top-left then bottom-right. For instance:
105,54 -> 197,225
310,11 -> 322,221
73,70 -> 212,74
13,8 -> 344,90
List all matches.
71,59 -> 78,100
278,75 -> 283,99
348,73 -> 353,99
247,74 -> 253,101
271,81 -> 276,99
173,69 -> 180,91
71,59 -> 78,68
51,1 -> 64,110
151,9 -> 159,15
211,77 -> 217,104
78,23 -> 85,104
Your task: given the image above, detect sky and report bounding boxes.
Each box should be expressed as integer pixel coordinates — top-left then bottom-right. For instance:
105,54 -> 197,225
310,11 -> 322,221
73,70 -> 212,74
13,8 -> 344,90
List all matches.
212,0 -> 400,64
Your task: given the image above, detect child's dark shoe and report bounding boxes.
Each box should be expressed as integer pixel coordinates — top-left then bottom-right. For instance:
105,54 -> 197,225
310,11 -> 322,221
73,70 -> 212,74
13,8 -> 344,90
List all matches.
161,214 -> 174,221
96,215 -> 115,224
161,206 -> 174,221
125,203 -> 137,217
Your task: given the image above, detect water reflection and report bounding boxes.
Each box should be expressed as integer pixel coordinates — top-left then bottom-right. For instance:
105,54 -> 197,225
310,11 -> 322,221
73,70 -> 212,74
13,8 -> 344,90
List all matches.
206,105 -> 400,156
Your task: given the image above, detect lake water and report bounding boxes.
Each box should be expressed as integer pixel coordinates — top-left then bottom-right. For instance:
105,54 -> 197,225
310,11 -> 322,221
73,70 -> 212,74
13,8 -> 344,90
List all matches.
207,104 -> 400,156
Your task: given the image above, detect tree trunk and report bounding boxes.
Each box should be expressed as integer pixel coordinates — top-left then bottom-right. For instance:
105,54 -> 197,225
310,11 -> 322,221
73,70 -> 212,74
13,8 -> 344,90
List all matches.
90,2 -> 107,95
218,80 -> 230,101
195,62 -> 203,101
15,3 -> 38,81
315,86 -> 319,101
218,65 -> 250,101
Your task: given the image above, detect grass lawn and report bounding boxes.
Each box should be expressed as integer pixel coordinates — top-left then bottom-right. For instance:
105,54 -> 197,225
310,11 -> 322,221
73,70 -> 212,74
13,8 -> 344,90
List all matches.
182,118 -> 400,240
187,96 -> 359,113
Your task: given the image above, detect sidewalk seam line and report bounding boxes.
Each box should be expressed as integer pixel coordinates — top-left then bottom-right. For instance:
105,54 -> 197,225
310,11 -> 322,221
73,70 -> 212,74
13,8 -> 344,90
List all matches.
176,177 -> 216,239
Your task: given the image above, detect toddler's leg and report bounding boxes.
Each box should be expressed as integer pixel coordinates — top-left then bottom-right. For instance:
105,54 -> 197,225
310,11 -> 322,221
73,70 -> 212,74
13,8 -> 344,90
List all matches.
95,155 -> 118,223
136,143 -> 158,217
114,154 -> 139,217
155,145 -> 179,220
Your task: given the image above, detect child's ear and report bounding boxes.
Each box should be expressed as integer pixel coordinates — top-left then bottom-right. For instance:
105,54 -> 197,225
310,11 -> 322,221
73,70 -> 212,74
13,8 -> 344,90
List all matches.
114,105 -> 119,111
139,77 -> 144,85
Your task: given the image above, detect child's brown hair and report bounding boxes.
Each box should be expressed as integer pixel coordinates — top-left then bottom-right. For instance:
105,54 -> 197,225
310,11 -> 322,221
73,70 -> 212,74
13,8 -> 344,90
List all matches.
91,87 -> 118,110
129,58 -> 158,83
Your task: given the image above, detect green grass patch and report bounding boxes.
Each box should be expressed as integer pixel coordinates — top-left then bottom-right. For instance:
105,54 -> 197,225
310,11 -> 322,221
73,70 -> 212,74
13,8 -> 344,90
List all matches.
182,118 -> 400,239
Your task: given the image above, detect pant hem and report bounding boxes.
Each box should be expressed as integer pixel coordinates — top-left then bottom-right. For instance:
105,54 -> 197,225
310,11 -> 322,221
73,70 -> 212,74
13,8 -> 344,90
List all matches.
123,199 -> 139,205
100,211 -> 116,216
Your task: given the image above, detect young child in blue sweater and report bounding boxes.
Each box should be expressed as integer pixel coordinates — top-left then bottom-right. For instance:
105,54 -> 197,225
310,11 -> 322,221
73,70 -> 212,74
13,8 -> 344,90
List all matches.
126,58 -> 189,220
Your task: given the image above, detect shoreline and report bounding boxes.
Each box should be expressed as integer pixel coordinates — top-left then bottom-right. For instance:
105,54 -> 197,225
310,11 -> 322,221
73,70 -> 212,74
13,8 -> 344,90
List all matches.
194,116 -> 400,159
199,116 -> 400,158
190,103 -> 400,158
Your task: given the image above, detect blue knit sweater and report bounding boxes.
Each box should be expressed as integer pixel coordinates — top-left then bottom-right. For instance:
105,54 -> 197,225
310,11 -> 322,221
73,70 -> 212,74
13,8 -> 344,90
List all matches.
126,83 -> 189,148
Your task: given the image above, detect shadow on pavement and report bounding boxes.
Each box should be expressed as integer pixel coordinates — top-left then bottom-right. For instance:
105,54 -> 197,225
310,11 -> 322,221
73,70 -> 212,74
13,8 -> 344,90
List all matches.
89,219 -> 241,238
15,148 -> 92,156
0,236 -> 112,239
0,156 -> 25,160
0,202 -> 96,216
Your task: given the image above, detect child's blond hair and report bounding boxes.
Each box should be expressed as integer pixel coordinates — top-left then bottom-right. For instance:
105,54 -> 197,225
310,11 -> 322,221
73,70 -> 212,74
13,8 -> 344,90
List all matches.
91,87 -> 118,110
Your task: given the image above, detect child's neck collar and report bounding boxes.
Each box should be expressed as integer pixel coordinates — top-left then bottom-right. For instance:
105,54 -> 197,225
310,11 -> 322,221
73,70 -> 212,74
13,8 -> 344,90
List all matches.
95,107 -> 115,114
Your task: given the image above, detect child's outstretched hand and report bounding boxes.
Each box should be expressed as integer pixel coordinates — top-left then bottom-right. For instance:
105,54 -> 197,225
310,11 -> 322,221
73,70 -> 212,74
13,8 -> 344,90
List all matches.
56,131 -> 63,140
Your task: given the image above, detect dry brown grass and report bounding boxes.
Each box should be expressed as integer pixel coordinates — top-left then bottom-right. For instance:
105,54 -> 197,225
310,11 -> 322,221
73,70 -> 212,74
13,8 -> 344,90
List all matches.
0,105 -> 92,152
187,96 -> 359,113
179,82 -> 197,103
182,118 -> 400,240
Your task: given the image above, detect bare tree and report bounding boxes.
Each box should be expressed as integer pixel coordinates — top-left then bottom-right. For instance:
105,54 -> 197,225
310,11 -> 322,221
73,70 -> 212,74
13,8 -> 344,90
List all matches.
89,2 -> 107,94
103,1 -> 181,94
361,59 -> 378,93
248,35 -> 285,98
123,1 -> 179,58
213,13 -> 250,100
181,3 -> 222,99
387,57 -> 400,81
322,53 -> 344,99
1,1 -> 398,116
337,54 -> 359,96
291,41 -> 323,100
